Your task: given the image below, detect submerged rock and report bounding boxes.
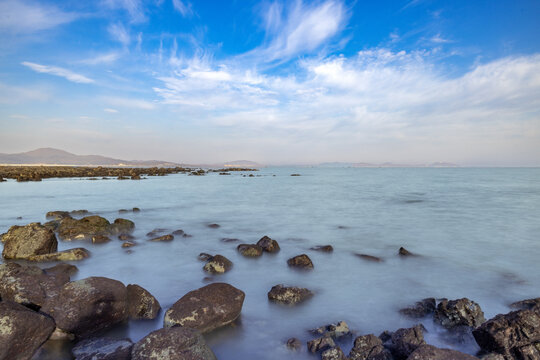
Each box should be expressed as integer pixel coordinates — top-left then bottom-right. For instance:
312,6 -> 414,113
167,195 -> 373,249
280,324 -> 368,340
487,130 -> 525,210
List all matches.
126,284 -> 161,320
131,326 -> 216,360
311,245 -> 334,252
355,253 -> 383,262
27,247 -> 90,262
198,253 -> 213,261
164,282 -> 245,333
208,223 -> 220,229
348,333 -> 392,360
121,241 -> 136,248
92,234 -> 111,244
257,235 -> 280,253
148,234 -> 174,242
118,233 -> 135,241
267,285 -> 313,305
407,345 -> 479,359
434,298 -> 485,329
237,244 -> 263,257
287,254 -> 314,269
109,218 -> 135,235
46,210 -> 71,220
203,255 -> 233,274
1,222 -> 57,259
399,298 -> 436,318
72,337 -> 133,360
510,297 -> 540,311
286,337 -> 302,351
172,229 -> 185,236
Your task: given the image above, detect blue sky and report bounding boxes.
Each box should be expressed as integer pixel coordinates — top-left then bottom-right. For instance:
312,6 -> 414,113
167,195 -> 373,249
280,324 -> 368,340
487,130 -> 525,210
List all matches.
0,0 -> 539,165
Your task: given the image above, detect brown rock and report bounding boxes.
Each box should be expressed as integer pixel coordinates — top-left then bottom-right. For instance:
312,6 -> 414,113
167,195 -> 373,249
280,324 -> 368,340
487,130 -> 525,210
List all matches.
92,234 -> 111,244
434,298 -> 485,329
118,233 -> 135,241
257,235 -> 280,253
122,241 -> 136,248
44,263 -> 78,278
390,325 -> 426,359
348,334 -> 392,360
109,218 -> 135,234
148,234 -> 174,242
510,298 -> 540,311
27,247 -> 90,262
208,223 -> 220,229
1,222 -> 57,259
399,298 -> 436,318
310,321 -> 351,339
407,344 -> 479,359
287,254 -> 314,269
203,255 -> 233,274
72,337 -> 133,360
237,244 -> 263,257
311,245 -> 334,252
46,210 -> 71,220
355,253 -> 383,262
126,284 -> 161,320
307,335 -> 336,353
322,346 -> 347,360
398,247 -> 415,256
286,337 -> 302,351
268,285 -> 313,305
57,215 -> 111,240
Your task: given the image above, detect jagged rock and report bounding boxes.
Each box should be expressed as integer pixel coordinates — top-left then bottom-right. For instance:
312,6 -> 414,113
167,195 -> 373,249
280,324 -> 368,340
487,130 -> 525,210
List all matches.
164,282 -> 245,333
27,247 -> 90,262
41,277 -> 128,337
131,326 -> 216,360
72,337 -> 133,360
407,345 -> 479,359
310,245 -> 334,252
148,234 -> 174,242
322,346 -> 347,360
203,255 -> 233,274
267,285 -> 313,305
510,298 -> 540,311
287,337 -> 302,351
256,235 -> 280,253
57,215 -> 111,240
310,321 -> 351,339
0,301 -> 55,360
355,253 -> 383,262
1,222 -> 57,259
399,298 -> 436,318
513,342 -> 540,359
348,334 -> 392,360
390,325 -> 426,359
434,298 -> 485,329
307,335 -> 336,353
287,254 -> 314,269
126,284 -> 161,320
237,244 -> 263,257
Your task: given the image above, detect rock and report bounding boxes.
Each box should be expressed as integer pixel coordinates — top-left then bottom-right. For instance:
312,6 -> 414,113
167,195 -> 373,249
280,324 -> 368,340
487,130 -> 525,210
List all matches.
0,262 -> 69,309
287,254 -> 314,269
46,210 -> 71,220
126,284 -> 161,320
133,207 -> 141,212
479,353 -> 506,360
390,325 -> 426,359
311,245 -> 334,252
43,219 -> 61,231
322,346 -> 347,360
268,285 -> 313,305
44,263 -> 78,277
148,234 -> 174,242
146,228 -> 167,237
221,237 -> 239,242
510,298 -> 540,311
131,175 -> 141,180
355,253 -> 383,262
307,335 -> 336,353
72,337 -> 133,360
286,337 -> 302,351
70,210 -> 90,217
291,173 -> 301,176
27,247 -> 90,262
109,218 -> 135,234
198,253 -> 213,261
407,345 -> 479,359
122,241 -> 136,248
399,298 -> 436,318
310,321 -> 351,339
257,235 -> 280,253
208,223 -> 220,229
172,229 -> 185,236
472,307 -> 540,357
1,222 -> 57,259
348,334 -> 392,360
434,298 -> 485,329
0,301 -> 55,360
118,209 -> 129,213
164,282 -> 245,333
237,244 -> 263,257
398,247 -> 415,256
203,255 -> 233,274
513,342 -> 540,359
118,233 -> 135,241
131,326 -> 216,360
57,215 -> 111,240
41,276 -> 128,337
92,234 -> 111,244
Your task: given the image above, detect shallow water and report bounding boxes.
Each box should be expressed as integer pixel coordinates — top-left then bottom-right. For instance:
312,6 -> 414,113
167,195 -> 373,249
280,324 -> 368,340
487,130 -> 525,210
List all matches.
1,167 -> 539,359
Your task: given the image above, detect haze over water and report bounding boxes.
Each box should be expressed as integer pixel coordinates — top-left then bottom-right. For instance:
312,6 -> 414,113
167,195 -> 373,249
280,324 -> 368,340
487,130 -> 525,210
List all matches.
1,167 -> 539,359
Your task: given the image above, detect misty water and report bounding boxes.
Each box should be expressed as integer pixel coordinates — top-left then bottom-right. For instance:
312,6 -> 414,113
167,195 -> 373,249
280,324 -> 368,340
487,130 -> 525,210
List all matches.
1,167 -> 539,359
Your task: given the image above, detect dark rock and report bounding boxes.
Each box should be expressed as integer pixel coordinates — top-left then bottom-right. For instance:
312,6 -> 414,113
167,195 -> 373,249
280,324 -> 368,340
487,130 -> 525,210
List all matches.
110,218 -> 135,234
291,173 -> 301,176
131,175 -> 141,180
434,298 -> 485,329
257,235 -> 280,253
268,285 -> 313,305
131,326 -> 216,360
208,223 -> 220,229
221,238 -> 239,242
479,354 -> 506,360
46,211 -> 71,220
203,255 -> 233,274
43,219 -> 61,231
1,222 -> 57,259
57,215 -> 111,240
118,233 -> 135,241
311,245 -> 334,252
70,210 -> 90,217
510,298 -> 540,311
348,334 -> 392,360
183,233 -> 193,238
41,276 -> 128,337
307,335 -> 336,353
164,282 -> 245,333
379,331 -> 393,343
44,263 -> 78,278
407,345 -> 479,359
355,253 -> 383,262
72,337 -> 133,360
513,342 -> 540,359
118,209 -> 129,213
390,325 -> 426,359
132,207 -> 140,212
310,321 -> 351,339
122,241 -> 136,248
237,244 -> 263,257
322,346 -> 347,360
398,247 -> 415,256
27,247 -> 90,262
172,229 -> 185,236
92,234 -> 111,244
0,301 -> 55,360
146,228 -> 167,237
198,253 -> 213,261
127,284 -> 161,320
148,234 -> 174,242
399,298 -> 436,318
287,337 -> 302,351
287,254 -> 314,269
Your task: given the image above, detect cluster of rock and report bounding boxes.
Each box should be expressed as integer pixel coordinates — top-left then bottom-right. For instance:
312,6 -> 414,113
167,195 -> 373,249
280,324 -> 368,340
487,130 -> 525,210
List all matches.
237,235 -> 280,257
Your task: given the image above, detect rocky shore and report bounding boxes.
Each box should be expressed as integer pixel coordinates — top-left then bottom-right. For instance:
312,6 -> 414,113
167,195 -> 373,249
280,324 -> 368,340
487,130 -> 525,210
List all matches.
0,211 -> 538,360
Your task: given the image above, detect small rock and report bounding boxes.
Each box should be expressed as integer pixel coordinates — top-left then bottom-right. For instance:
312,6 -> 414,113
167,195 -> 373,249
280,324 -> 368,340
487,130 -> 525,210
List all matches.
208,223 -> 220,229
172,229 -> 184,236
434,298 -> 485,329
221,237 -> 240,242
287,254 -> 314,269
146,228 -> 167,237
118,209 -> 129,213
286,337 -> 302,351
310,321 -> 351,339
237,244 -> 263,257
110,218 -> 135,234
257,235 -> 280,253
118,233 -> 134,241
126,284 -> 161,320
121,241 -> 136,248
322,346 -> 347,360
399,298 -> 436,318
148,234 -> 174,242
72,337 -> 133,360
291,174 -> 301,176
307,335 -> 335,353
44,263 -> 78,278
27,247 -> 90,262
198,253 -> 213,261
398,247 -> 415,256
132,207 -> 140,212
355,253 -> 383,262
311,245 -> 334,252
92,234 -> 111,244
268,285 -> 313,305
203,255 -> 233,274
407,344 -> 479,360
510,298 -> 540,311
46,211 -> 71,220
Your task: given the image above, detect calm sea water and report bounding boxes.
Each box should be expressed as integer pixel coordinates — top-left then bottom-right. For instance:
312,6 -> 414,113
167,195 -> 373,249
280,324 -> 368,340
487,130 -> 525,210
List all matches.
1,167 -> 539,359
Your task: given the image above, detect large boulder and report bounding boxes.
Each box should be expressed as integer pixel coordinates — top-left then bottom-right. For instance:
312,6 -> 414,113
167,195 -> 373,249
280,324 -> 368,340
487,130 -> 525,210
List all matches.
348,334 -> 392,360
256,236 -> 280,253
434,298 -> 485,329
203,255 -> 233,274
72,337 -> 133,360
268,285 -> 313,305
164,282 -> 245,333
287,254 -> 314,269
407,345 -> 479,359
27,247 -> 90,262
41,277 -> 128,337
1,222 -> 57,259
126,284 -> 161,320
131,326 -> 216,360
0,301 -> 55,360
389,325 -> 426,359
57,215 -> 111,240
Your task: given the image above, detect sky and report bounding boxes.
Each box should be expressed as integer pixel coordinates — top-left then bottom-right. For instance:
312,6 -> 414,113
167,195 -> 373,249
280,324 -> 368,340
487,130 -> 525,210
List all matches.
0,0 -> 539,165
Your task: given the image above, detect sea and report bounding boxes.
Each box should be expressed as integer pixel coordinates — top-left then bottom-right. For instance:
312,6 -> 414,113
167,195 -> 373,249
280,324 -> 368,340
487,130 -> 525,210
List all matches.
1,167 -> 539,359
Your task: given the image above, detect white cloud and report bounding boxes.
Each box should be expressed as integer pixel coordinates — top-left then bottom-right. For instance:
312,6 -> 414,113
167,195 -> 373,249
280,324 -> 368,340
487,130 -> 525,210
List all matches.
172,0 -> 193,17
107,97 -> 156,110
430,33 -> 453,44
103,0 -> 146,23
104,108 -> 119,113
0,0 -> 77,34
80,52 -> 122,65
108,23 -> 130,46
21,62 -> 94,83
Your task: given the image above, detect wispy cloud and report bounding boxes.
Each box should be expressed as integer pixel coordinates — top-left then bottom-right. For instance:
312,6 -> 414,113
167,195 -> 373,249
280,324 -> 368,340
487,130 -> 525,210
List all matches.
104,108 -> 119,113
172,0 -> 193,17
107,97 -> 156,110
102,0 -> 146,23
430,33 -> 453,44
21,62 -> 94,83
80,51 -> 122,65
108,23 -> 130,46
0,0 -> 77,34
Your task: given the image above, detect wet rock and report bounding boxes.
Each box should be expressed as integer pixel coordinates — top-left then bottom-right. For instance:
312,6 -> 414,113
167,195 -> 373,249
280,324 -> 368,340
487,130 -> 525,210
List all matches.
1,222 -> 57,259
513,342 -> 540,359
208,223 -> 220,229
27,247 -> 90,262
311,245 -> 334,252
72,337 -> 133,360
472,307 -> 540,357
287,337 -> 302,351
183,233 -> 193,238
198,253 -> 213,261
118,233 -> 135,241
109,218 -> 135,234
434,298 -> 485,329
46,210 -> 71,220
131,175 -> 141,180
389,324 -> 426,359
310,320 -> 351,339
348,334 -> 393,360
44,263 -> 78,278
237,244 -> 263,257
57,215 -> 111,240
0,300 -> 55,360
268,285 -> 313,305
164,282 -> 245,333
379,330 -> 393,343
399,298 -> 436,318
479,353 -> 506,360
221,237 -> 239,242
148,234 -> 174,242
131,326 -> 216,360
307,335 -> 336,353
146,228 -> 167,237
322,346 -> 347,360
122,241 -> 136,248
127,284 -> 161,320
118,209 -> 129,213
398,247 -> 415,256
203,255 -> 233,274
132,207 -> 140,212
43,219 -> 61,231
287,254 -> 314,269
407,345 -> 479,359
291,173 -> 301,176
257,235 -> 280,253
41,276 -> 128,337
70,210 -> 90,217
92,234 -> 111,244
355,253 -> 383,262
510,298 -> 540,311
172,229 -> 185,236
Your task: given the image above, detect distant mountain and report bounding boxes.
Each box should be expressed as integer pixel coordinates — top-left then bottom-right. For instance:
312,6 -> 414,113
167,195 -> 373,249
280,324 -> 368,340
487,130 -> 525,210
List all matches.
0,148 -> 179,167
222,160 -> 263,168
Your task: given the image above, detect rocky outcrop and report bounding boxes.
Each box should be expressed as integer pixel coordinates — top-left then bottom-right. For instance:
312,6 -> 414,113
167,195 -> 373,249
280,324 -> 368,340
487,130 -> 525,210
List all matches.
434,298 -> 485,329
407,345 -> 479,359
27,247 -> 90,262
72,337 -> 133,360
164,283 -> 245,333
256,235 -> 280,253
126,284 -> 161,320
1,222 -> 57,259
203,255 -> 233,274
399,298 -> 436,318
348,334 -> 392,360
287,254 -> 314,269
131,326 -> 216,360
389,325 -> 426,359
237,244 -> 263,257
41,277 -> 128,337
267,285 -> 313,305
0,301 -> 55,360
